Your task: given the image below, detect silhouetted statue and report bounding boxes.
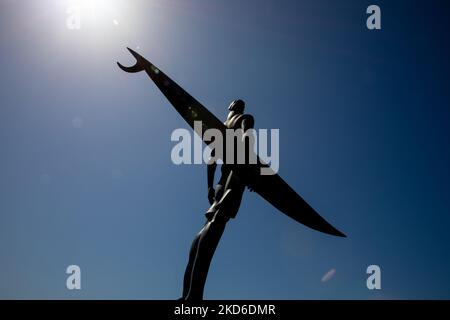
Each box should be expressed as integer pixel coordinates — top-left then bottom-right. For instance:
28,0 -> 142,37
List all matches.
117,48 -> 346,301
181,99 -> 254,300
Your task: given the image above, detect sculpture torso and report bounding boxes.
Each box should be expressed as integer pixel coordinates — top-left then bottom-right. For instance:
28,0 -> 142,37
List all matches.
218,111 -> 254,186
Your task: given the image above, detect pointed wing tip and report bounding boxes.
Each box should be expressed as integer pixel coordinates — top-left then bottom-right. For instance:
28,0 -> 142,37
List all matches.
309,219 -> 346,238
329,229 -> 346,238
117,47 -> 147,73
126,47 -> 145,61
126,46 -> 136,54
117,61 -> 131,72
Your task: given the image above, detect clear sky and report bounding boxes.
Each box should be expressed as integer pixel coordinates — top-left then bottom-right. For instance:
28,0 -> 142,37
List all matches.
1,0 -> 449,299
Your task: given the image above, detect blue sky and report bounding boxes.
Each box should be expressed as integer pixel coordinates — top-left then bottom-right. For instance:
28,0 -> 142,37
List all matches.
0,0 -> 449,299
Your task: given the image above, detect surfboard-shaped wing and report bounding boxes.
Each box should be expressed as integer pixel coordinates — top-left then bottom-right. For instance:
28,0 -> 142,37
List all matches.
118,48 -> 346,237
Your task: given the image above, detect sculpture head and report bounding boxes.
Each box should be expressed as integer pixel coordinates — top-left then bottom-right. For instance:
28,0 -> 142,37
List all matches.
228,99 -> 245,114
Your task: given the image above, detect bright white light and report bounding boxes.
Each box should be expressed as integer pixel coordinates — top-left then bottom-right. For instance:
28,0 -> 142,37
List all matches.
321,268 -> 336,283
66,0 -> 123,28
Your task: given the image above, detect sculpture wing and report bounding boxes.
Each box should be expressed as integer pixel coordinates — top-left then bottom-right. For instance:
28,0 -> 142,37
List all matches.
118,48 -> 346,237
118,48 -> 226,136
250,167 -> 346,237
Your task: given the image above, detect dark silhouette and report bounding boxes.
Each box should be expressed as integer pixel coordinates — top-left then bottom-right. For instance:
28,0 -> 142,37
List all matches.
117,47 -> 346,300
181,99 -> 254,300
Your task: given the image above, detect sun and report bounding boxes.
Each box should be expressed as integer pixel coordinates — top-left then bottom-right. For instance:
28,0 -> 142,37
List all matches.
66,0 -> 123,27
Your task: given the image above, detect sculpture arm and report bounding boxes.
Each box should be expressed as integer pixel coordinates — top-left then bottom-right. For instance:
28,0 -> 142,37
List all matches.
207,161 -> 217,189
207,161 -> 217,204
242,114 -> 255,192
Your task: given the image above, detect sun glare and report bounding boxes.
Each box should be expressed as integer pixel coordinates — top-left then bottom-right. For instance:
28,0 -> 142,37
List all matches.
66,0 -> 123,28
